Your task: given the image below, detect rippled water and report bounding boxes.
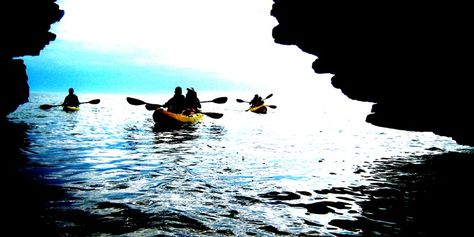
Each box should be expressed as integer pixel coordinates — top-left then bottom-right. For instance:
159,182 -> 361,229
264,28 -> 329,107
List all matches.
4,92 -> 473,236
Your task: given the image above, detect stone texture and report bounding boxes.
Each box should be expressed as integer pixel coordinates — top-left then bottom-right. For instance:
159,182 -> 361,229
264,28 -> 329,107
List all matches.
0,0 -> 64,117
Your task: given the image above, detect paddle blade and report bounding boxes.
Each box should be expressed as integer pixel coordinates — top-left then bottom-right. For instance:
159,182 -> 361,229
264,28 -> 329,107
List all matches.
268,105 -> 277,109
201,97 -> 228,104
202,112 -> 223,119
39,104 -> 54,110
87,99 -> 101,104
211,97 -> 228,104
264,94 -> 273,100
236,99 -> 247,103
145,103 -> 161,111
126,97 -> 146,105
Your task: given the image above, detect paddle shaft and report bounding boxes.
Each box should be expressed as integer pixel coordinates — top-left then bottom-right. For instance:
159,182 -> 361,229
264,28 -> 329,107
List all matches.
237,93 -> 272,104
40,99 -> 100,110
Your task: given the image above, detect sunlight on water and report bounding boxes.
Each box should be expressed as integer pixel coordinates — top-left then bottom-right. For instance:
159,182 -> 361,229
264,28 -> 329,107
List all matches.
6,92 -> 472,236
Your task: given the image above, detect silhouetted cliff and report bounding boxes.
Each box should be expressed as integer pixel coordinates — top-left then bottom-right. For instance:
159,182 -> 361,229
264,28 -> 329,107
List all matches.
0,0 -> 64,117
271,1 -> 474,146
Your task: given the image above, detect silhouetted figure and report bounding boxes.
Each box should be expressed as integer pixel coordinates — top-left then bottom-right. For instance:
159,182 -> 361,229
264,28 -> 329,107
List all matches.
249,94 -> 264,107
62,88 -> 80,107
163,86 -> 186,113
184,88 -> 201,114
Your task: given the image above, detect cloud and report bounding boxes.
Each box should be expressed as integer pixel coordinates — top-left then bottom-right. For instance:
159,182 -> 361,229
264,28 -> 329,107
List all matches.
52,0 -> 322,89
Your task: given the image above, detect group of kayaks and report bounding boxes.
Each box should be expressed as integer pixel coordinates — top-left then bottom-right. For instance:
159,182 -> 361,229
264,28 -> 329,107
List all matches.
153,101 -> 276,129
40,95 -> 275,128
152,103 -> 270,126
126,94 -> 276,128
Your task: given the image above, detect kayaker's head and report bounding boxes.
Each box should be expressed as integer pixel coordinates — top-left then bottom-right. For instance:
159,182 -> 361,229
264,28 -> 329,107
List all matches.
174,86 -> 182,95
186,88 -> 197,97
69,88 -> 74,94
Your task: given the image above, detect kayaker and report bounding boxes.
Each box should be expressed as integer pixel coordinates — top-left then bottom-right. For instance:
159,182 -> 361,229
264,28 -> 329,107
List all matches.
62,88 -> 80,107
184,87 -> 201,114
249,94 -> 264,107
163,86 -> 186,113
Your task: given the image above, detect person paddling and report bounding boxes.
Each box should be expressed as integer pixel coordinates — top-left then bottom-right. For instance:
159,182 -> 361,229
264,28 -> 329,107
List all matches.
249,94 -> 264,107
62,88 -> 80,107
163,86 -> 186,113
184,87 -> 201,115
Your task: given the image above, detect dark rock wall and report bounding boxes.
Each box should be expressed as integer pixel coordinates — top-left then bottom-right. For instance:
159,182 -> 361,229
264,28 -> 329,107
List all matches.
0,0 -> 64,117
271,1 -> 474,146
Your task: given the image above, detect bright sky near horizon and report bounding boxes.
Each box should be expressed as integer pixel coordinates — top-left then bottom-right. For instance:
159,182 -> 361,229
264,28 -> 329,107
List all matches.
24,0 -> 338,98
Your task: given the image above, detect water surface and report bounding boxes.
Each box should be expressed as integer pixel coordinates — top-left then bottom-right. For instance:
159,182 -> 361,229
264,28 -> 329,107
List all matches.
4,92 -> 472,236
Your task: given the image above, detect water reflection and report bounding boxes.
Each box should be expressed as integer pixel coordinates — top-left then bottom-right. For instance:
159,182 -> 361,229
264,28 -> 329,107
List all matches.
206,124 -> 226,136
153,123 -> 200,145
1,120 -> 65,236
350,152 -> 474,236
255,151 -> 474,236
44,202 -> 210,236
6,93 -> 473,236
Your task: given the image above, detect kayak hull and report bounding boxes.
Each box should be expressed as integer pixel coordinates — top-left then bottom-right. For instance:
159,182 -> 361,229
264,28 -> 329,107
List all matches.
249,104 -> 267,114
153,108 -> 204,127
63,106 -> 80,112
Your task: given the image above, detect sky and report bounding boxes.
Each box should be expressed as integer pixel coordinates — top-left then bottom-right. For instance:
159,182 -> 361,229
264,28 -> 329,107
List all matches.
23,0 -> 337,97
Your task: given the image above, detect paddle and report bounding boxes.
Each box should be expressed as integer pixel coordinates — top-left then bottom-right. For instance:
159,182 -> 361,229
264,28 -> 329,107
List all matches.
198,97 -> 226,118
245,104 -> 277,112
236,93 -> 273,104
126,97 -> 162,110
127,97 -> 225,118
237,93 -> 276,111
39,99 -> 101,110
145,104 -> 161,111
263,93 -> 273,100
39,104 -> 61,110
81,99 -> 101,105
236,98 -> 249,103
200,96 -> 228,104
127,96 -> 227,111
201,112 -> 223,119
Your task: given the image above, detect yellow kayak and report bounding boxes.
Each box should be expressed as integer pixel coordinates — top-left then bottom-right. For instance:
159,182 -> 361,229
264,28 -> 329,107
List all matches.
248,104 -> 267,114
63,106 -> 80,112
152,108 -> 204,126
